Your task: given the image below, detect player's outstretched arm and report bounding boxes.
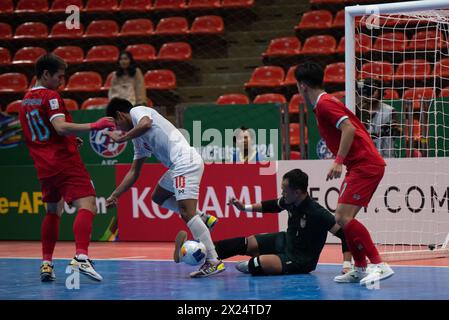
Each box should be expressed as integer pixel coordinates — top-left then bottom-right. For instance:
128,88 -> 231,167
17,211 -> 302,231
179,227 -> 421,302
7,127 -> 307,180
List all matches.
326,119 -> 355,181
106,157 -> 146,208
51,116 -> 115,136
105,116 -> 152,143
228,197 -> 283,213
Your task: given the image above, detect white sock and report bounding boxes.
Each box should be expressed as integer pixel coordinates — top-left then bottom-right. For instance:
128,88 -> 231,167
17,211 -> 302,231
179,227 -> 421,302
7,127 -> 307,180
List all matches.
161,197 -> 208,222
42,260 -> 52,265
76,254 -> 88,261
187,215 -> 219,262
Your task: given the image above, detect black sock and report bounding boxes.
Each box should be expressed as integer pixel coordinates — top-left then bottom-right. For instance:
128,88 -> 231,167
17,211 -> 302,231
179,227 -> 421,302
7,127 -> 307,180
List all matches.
248,257 -> 265,276
214,237 -> 247,259
335,228 -> 349,254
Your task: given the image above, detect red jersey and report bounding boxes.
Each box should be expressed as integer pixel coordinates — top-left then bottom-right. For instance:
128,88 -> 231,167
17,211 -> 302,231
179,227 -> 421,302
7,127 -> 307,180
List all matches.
313,93 -> 386,169
19,86 -> 83,179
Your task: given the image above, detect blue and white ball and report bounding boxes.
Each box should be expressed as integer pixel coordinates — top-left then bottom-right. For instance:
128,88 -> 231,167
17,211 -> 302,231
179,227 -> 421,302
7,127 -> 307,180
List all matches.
180,240 -> 206,266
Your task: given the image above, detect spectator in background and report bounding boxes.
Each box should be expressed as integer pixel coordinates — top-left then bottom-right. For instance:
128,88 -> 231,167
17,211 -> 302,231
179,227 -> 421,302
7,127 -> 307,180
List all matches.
232,126 -> 264,163
108,51 -> 147,106
355,78 -> 400,158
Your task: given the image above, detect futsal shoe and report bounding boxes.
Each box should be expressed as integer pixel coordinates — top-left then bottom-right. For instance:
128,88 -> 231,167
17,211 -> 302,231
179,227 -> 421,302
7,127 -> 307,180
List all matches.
235,261 -> 250,274
69,255 -> 103,281
359,263 -> 394,286
174,230 -> 188,263
190,260 -> 226,278
334,267 -> 367,283
205,214 -> 218,230
40,262 -> 56,282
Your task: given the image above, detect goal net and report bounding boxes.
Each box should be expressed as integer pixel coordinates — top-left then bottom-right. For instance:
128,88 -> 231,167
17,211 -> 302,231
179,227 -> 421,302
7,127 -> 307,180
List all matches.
345,0 -> 449,261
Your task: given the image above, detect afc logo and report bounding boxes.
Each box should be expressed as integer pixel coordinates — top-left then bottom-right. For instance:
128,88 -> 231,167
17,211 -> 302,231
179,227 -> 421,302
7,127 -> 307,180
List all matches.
176,176 -> 186,194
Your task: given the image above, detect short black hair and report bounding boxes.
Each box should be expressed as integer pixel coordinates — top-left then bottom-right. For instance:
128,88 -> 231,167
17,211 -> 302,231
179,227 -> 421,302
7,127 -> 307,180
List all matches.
35,54 -> 67,79
105,98 -> 134,118
295,62 -> 324,89
283,169 -> 308,192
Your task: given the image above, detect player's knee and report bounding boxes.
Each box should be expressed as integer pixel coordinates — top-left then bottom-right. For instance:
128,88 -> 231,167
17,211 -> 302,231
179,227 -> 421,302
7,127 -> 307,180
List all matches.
246,236 -> 259,256
248,257 -> 265,276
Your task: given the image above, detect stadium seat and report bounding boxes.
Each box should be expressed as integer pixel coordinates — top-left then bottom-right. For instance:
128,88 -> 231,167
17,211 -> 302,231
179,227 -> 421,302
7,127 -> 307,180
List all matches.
383,89 -> 399,100
216,94 -> 250,105
0,48 -> 11,65
408,30 -> 444,50
356,33 -> 372,53
333,10 -> 345,28
0,73 -> 28,93
85,45 -> 119,63
126,44 -> 156,61
433,58 -> 449,77
50,21 -> 84,38
282,65 -> 297,86
6,100 -> 22,114
336,37 -> 345,54
119,0 -> 152,11
221,0 -> 254,8
15,0 -> 48,13
50,0 -> 84,12
81,97 -> 109,110
262,37 -> 301,57
101,72 -> 114,90
253,93 -> 287,104
403,88 -> 435,110
373,32 -> 408,52
13,47 -> 47,64
301,35 -> 336,55
323,62 -> 345,84
153,0 -> 186,10
65,72 -> 103,92
84,0 -> 118,12
359,61 -> 394,81
155,17 -> 189,35
331,90 -> 345,100
0,23 -> 13,39
14,22 -> 48,39
290,151 -> 301,160
144,70 -> 177,89
187,0 -> 221,9
288,93 -> 305,114
245,66 -> 285,88
157,42 -> 192,61
63,99 -> 79,111
28,76 -> 36,88
0,0 -> 14,13
289,123 -> 308,146
439,87 -> 449,98
191,16 -> 224,34
394,59 -> 432,81
53,46 -> 84,64
84,20 -> 119,38
296,10 -> 333,31
120,19 -> 154,36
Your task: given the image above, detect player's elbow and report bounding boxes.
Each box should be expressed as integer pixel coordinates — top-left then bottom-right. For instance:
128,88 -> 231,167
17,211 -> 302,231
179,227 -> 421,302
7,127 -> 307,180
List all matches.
54,124 -> 69,136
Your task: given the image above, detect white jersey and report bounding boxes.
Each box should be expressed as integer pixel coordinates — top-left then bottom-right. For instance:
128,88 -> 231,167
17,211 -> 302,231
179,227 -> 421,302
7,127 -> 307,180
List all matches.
367,102 -> 395,158
130,106 -> 194,168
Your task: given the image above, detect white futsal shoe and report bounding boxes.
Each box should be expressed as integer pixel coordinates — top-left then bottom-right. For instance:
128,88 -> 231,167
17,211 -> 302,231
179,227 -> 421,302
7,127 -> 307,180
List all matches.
334,267 -> 367,283
69,255 -> 103,281
360,263 -> 394,286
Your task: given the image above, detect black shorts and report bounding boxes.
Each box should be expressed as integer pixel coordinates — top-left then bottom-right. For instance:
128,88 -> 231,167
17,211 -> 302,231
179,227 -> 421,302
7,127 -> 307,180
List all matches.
254,232 -> 312,274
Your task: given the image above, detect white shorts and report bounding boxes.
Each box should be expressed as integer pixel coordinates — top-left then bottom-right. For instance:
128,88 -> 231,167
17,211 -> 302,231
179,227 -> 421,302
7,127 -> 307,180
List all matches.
158,151 -> 204,201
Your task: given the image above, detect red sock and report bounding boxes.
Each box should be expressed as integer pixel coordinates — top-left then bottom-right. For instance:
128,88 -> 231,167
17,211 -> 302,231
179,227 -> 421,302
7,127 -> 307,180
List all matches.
73,209 -> 95,256
344,219 -> 382,266
42,213 -> 60,262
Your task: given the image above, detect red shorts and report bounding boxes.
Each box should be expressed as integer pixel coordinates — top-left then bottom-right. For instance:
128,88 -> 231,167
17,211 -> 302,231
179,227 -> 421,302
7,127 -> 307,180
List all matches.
338,164 -> 385,208
39,164 -> 96,204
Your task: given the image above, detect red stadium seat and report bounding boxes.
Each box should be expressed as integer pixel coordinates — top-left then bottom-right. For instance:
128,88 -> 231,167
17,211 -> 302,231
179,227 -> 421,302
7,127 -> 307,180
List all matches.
15,0 -> 48,13
288,93 -> 305,114
333,10 -> 345,28
63,99 -> 79,111
14,22 -> 48,39
101,72 -> 114,90
221,0 -> 254,8
85,0 -> 118,12
6,100 -> 22,114
0,23 -> 13,39
383,89 -> 399,100
84,20 -> 119,38
323,62 -> 345,84
120,19 -> 154,36
50,0 -> 84,12
188,0 -> 221,9
155,17 -> 189,35
290,151 -> 301,160
262,37 -> 301,57
53,46 -> 84,64
439,87 -> 449,98
245,66 -> 285,88
144,70 -> 177,89
356,33 -> 372,53
0,48 -> 11,65
81,97 -> 109,110
331,90 -> 345,100
296,10 -> 333,31
50,21 -> 84,38
126,44 -> 156,61
403,88 -> 435,110
191,15 -> 224,34
0,73 -> 28,93
289,123 -> 308,146
282,65 -> 297,86
373,32 -> 407,52
29,76 -> 36,88
65,72 -> 103,92
216,94 -> 250,105
408,30 -> 444,50
13,47 -> 47,64
253,93 -> 287,104
433,58 -> 449,77
336,37 -> 345,54
301,35 -> 336,55
119,0 -> 152,11
153,0 -> 186,10
85,45 -> 119,63
157,42 -> 192,61
0,0 -> 14,13
394,59 -> 431,81
359,61 -> 394,81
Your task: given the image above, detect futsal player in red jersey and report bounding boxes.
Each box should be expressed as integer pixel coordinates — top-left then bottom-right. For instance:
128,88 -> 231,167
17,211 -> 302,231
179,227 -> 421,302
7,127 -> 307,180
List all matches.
18,54 -> 115,282
294,62 -> 394,286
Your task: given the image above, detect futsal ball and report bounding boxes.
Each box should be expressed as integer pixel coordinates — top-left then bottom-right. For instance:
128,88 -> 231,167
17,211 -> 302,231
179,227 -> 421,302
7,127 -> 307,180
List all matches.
180,240 -> 206,266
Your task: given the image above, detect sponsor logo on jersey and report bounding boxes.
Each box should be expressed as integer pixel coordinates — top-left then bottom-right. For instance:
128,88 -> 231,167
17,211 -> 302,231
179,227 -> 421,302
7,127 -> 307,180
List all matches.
316,138 -> 334,160
300,215 -> 306,228
353,194 -> 361,200
49,99 -> 59,110
89,129 -> 127,158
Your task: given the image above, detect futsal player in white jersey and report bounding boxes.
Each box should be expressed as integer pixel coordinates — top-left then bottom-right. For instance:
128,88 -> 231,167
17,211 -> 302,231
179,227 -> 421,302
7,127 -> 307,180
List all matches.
104,98 -> 225,277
